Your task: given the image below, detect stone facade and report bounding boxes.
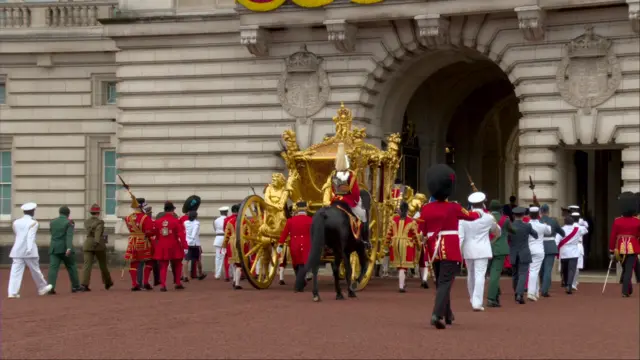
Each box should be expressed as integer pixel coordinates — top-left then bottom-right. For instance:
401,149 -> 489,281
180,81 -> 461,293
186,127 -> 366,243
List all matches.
0,0 -> 638,265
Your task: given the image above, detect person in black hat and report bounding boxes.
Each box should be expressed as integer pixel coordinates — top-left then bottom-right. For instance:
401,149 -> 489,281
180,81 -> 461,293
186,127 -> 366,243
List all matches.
609,192 -> 640,297
509,206 -> 538,304
417,164 -> 482,329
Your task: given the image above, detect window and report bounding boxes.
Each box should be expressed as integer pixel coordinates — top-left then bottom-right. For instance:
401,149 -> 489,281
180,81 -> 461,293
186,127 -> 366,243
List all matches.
103,150 -> 117,216
0,151 -> 11,216
105,82 -> 117,105
0,81 -> 5,105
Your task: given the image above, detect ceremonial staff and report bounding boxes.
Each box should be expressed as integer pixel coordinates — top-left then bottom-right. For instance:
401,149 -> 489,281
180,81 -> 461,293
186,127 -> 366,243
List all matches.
529,175 -> 540,206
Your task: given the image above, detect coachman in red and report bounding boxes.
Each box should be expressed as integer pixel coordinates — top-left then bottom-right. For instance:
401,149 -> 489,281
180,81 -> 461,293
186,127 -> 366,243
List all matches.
153,201 -> 188,291
278,201 -> 313,286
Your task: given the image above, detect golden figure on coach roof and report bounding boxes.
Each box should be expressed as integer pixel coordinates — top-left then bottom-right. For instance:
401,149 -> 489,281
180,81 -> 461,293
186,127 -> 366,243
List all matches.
233,102 -> 402,290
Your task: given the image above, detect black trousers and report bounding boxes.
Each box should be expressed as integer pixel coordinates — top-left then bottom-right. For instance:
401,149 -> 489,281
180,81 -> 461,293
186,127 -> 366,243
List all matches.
432,260 -> 459,319
560,258 -> 578,289
620,255 -> 640,295
511,258 -> 529,296
293,264 -> 304,277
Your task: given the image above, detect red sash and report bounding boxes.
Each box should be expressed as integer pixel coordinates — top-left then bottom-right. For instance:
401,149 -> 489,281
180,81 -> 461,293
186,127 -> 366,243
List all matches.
556,226 -> 579,258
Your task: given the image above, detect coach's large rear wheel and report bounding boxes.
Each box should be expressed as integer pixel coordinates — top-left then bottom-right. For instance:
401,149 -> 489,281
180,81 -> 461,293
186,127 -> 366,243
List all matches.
236,195 -> 278,290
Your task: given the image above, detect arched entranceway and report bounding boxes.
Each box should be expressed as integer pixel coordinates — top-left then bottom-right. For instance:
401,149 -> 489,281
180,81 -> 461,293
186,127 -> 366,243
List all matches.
374,48 -> 520,203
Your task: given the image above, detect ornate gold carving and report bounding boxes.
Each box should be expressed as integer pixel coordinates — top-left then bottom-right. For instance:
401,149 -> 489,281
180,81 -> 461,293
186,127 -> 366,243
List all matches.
556,26 -> 622,115
515,5 -> 546,42
261,173 -> 289,238
277,45 -> 330,118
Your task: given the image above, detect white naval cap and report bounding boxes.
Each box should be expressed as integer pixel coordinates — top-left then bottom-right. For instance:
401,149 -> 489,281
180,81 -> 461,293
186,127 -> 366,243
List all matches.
21,202 -> 37,211
568,205 -> 580,210
219,206 -> 229,212
571,212 -> 580,216
529,206 -> 540,212
467,192 -> 486,204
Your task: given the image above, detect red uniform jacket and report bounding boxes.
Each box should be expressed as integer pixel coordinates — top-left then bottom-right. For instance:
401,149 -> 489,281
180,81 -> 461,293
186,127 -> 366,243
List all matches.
332,170 -> 360,208
386,215 -> 419,266
223,214 -> 237,258
418,201 -> 480,262
609,216 -> 640,255
279,213 -> 313,266
124,211 -> 155,261
153,212 -> 188,260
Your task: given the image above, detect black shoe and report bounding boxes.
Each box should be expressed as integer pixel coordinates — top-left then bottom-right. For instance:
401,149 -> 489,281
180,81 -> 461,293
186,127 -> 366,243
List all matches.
48,289 -> 57,295
565,287 -> 573,295
160,287 -> 167,292
71,287 -> 85,293
487,300 -> 501,308
445,314 -> 454,325
233,285 -> 243,290
421,281 -> 429,289
198,274 -> 207,280
622,293 -> 630,298
431,314 -> 445,329
224,278 -> 230,282
153,281 -> 161,287
399,288 -> 406,293
279,280 -> 286,285
81,285 -> 91,292
182,277 -> 190,283
131,286 -> 141,292
175,284 -> 185,290
143,284 -> 153,291
105,283 -> 113,290
541,292 -> 550,298
515,294 -> 525,304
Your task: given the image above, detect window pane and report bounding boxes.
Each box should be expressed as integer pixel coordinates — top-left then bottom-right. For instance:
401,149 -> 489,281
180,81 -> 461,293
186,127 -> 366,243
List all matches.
1,166 -> 11,183
106,184 -> 116,200
1,151 -> 10,166
104,151 -> 116,167
0,184 -> 10,198
106,83 -> 117,104
104,167 -> 116,183
106,198 -> 116,215
1,198 -> 11,215
0,84 -> 5,105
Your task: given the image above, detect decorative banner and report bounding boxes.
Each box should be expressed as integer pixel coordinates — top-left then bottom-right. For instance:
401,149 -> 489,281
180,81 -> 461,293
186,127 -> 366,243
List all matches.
292,0 -> 334,7
237,0 -> 286,12
351,0 -> 384,3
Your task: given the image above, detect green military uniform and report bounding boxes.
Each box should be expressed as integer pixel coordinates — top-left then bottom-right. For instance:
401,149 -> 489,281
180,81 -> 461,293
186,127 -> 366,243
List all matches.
487,200 -> 514,306
48,206 -> 81,292
82,204 -> 113,290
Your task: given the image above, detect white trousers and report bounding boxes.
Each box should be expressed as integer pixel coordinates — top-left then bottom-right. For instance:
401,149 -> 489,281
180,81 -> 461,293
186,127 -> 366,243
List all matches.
528,252 -> 545,296
8,257 -> 48,296
351,199 -> 367,223
214,246 -> 224,279
466,258 -> 489,309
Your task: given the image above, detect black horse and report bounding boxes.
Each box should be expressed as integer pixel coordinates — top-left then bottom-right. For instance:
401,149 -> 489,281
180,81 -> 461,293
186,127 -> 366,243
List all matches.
295,190 -> 371,301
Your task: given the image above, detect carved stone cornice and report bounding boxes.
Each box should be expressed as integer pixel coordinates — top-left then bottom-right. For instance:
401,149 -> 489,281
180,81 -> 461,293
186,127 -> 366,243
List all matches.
628,0 -> 640,33
323,19 -> 357,53
240,25 -> 270,57
414,14 -> 450,48
515,5 -> 546,42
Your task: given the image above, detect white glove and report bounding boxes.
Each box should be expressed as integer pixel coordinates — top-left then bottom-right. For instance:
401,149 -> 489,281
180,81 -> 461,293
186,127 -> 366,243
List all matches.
277,246 -> 283,254
221,248 -> 227,255
184,249 -> 188,255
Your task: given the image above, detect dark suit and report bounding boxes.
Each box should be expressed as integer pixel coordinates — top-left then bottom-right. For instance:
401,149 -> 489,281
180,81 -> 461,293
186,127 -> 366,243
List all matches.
540,214 -> 564,294
510,220 -> 537,296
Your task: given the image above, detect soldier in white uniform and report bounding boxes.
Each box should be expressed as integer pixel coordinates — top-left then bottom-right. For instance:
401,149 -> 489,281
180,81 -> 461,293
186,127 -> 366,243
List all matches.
213,206 -> 229,280
459,192 -> 500,311
527,206 -> 551,301
7,202 -> 53,298
570,211 -> 588,290
556,215 -> 588,294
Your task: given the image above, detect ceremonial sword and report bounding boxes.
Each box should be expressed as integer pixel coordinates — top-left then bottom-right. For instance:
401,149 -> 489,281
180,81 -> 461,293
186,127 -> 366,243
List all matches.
602,257 -> 615,294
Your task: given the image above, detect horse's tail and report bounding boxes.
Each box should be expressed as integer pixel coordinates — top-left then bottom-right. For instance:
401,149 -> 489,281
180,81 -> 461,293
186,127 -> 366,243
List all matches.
296,208 -> 327,290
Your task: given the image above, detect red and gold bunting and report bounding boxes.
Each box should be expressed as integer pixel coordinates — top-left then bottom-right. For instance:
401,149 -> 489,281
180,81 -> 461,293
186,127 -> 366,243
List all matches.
236,0 -> 286,12
292,0 -> 334,7
351,0 -> 384,3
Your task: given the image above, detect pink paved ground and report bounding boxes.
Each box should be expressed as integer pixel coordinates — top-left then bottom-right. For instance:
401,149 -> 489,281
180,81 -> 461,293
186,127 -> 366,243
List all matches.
1,268 -> 638,359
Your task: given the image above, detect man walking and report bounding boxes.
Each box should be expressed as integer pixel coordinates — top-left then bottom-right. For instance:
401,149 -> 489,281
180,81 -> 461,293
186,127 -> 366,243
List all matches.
527,206 -> 551,301
48,206 -> 83,294
213,206 -> 229,280
8,203 -> 53,298
154,201 -> 188,291
557,216 -> 587,294
487,200 -> 513,307
459,192 -> 500,311
510,207 -> 537,304
539,204 -> 564,297
81,204 -> 113,291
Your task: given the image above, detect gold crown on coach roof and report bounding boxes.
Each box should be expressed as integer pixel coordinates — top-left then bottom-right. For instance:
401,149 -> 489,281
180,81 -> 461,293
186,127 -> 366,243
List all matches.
333,102 -> 352,123
567,26 -> 611,58
285,44 -> 321,73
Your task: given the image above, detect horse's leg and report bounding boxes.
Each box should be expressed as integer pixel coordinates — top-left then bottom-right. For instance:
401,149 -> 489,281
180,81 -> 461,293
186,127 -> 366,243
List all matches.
354,244 -> 369,290
344,251 -> 357,298
312,265 -> 320,302
331,254 -> 344,300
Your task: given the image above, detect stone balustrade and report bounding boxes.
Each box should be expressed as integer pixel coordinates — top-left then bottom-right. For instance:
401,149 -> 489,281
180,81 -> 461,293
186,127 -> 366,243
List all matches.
0,1 -> 118,29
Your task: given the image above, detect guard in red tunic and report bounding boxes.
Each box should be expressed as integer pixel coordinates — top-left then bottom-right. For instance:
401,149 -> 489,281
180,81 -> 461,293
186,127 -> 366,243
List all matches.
278,201 -> 313,286
386,201 -> 419,292
330,142 -> 370,247
153,202 -> 188,291
223,204 -> 243,290
609,192 -> 640,297
418,164 -> 481,329
124,197 -> 155,291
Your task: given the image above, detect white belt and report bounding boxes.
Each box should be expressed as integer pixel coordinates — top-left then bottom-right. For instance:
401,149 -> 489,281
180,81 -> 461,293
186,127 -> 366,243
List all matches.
543,237 -> 555,241
426,231 -> 459,237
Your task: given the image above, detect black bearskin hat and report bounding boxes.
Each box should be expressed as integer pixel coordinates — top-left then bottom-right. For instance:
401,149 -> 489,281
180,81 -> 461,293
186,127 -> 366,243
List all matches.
426,164 -> 456,201
619,191 -> 637,217
231,204 -> 240,214
182,195 -> 201,214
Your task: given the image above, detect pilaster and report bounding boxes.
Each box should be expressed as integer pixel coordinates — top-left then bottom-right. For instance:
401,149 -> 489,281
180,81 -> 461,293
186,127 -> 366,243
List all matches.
621,145 -> 640,193
323,19 -> 357,53
414,14 -> 450,48
628,0 -> 640,34
515,5 -> 546,42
